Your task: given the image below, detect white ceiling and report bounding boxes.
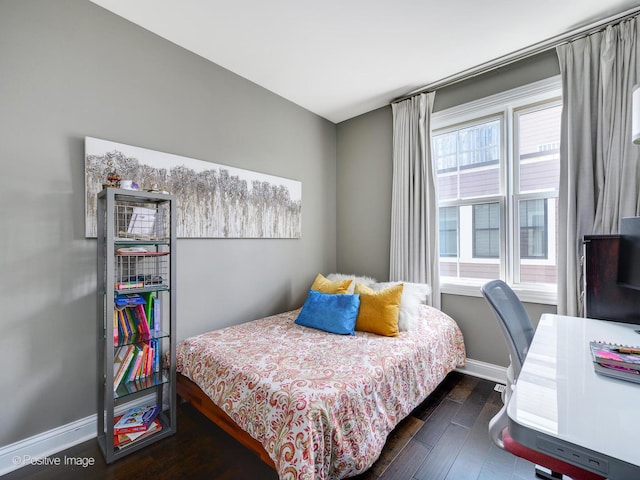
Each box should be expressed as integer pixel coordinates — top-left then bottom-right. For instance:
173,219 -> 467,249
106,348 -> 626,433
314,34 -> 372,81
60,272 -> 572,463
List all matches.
90,0 -> 640,123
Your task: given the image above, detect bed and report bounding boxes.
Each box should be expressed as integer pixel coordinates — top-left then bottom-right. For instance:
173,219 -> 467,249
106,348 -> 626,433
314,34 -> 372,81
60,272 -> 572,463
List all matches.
176,295 -> 466,480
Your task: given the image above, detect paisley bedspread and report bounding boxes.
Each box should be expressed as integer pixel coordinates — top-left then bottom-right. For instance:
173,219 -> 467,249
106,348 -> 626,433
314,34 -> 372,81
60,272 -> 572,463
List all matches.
176,304 -> 466,480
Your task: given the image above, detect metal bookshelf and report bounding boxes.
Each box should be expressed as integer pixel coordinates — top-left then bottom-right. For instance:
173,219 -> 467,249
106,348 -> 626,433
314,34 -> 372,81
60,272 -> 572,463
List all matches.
96,188 -> 176,463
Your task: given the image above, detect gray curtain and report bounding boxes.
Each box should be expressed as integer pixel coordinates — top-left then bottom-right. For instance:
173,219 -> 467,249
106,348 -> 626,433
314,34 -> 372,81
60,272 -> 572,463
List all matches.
556,16 -> 640,316
390,92 -> 440,309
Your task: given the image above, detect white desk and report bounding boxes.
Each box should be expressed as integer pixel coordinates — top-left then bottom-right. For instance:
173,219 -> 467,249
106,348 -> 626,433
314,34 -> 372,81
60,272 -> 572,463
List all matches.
507,313 -> 640,479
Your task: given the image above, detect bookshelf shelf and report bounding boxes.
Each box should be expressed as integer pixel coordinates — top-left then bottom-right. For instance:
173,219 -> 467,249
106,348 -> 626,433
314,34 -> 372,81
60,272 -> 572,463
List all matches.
114,371 -> 170,399
114,286 -> 170,295
97,188 -> 177,463
112,329 -> 171,347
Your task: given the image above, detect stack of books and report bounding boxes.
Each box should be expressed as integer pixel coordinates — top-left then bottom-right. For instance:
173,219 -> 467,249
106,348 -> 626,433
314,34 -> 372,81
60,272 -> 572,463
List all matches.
114,404 -> 162,449
113,293 -> 162,392
590,341 -> 640,384
115,293 -> 161,344
113,341 -> 160,392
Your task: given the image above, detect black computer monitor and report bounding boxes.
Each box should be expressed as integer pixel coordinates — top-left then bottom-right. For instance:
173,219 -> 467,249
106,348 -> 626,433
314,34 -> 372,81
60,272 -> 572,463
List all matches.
618,216 -> 640,290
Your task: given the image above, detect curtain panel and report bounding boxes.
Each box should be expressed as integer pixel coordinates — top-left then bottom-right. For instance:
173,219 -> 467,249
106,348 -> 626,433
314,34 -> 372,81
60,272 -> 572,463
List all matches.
556,15 -> 640,316
390,92 -> 440,309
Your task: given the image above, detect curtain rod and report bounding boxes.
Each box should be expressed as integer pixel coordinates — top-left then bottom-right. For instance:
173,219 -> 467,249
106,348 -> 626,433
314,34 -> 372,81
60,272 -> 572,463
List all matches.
392,5 -> 640,104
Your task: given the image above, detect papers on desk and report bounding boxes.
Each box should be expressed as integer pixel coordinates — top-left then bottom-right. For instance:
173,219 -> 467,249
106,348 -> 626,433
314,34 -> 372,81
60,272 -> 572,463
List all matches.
590,341 -> 640,384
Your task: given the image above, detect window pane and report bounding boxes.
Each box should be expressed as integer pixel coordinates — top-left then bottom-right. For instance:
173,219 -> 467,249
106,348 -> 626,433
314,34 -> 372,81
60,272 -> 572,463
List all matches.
439,206 -> 458,257
458,122 -> 500,168
439,203 -> 501,281
518,105 -> 561,194
434,119 -> 501,201
516,103 -> 559,285
473,203 -> 500,258
433,133 -> 457,172
518,198 -> 557,284
520,199 -> 547,258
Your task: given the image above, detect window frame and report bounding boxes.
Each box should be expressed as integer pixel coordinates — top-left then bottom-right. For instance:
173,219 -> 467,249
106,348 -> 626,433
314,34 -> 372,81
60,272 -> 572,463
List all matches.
432,76 -> 562,305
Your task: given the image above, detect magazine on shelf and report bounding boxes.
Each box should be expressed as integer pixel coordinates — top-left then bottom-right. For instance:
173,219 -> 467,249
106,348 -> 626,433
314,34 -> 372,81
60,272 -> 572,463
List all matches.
114,415 -> 162,448
114,404 -> 160,434
127,207 -> 156,237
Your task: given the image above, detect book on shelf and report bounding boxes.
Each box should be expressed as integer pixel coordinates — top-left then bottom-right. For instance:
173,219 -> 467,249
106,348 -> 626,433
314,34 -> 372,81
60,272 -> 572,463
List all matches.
153,296 -> 161,335
116,300 -> 152,343
123,308 -> 135,337
113,345 -> 136,391
143,292 -> 153,331
145,342 -> 154,376
124,304 -> 150,338
113,293 -> 161,389
113,311 -> 118,345
126,345 -> 145,383
151,339 -> 159,373
116,342 -> 160,388
136,304 -> 151,337
137,344 -> 149,379
115,293 -> 146,307
117,310 -> 129,344
114,404 -> 160,434
114,416 -> 162,448
115,279 -> 144,290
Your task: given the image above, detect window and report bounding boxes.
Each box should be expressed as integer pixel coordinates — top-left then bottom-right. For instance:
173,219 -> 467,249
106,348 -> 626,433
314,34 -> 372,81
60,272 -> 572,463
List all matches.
432,77 -> 561,303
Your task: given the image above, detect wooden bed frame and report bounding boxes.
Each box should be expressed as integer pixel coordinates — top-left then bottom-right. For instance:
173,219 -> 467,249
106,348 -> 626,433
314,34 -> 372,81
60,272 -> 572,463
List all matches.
176,372 -> 276,469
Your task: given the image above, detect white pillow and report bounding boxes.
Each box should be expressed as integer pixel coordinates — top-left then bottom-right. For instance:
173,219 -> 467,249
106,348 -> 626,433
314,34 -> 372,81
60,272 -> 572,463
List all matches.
369,281 -> 431,331
326,273 -> 377,294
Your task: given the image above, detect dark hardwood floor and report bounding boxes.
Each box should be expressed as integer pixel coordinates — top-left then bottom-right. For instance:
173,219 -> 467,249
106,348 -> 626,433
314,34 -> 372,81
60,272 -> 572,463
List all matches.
4,372 -> 540,480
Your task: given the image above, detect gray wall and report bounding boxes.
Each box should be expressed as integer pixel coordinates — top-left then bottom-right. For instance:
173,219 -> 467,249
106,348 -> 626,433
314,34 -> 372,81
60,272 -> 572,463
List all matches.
0,0 -> 336,446
336,106 -> 393,281
335,50 -> 560,369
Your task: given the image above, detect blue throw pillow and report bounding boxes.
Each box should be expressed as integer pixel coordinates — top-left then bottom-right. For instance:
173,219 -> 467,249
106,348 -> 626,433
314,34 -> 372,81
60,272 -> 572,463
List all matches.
295,290 -> 360,335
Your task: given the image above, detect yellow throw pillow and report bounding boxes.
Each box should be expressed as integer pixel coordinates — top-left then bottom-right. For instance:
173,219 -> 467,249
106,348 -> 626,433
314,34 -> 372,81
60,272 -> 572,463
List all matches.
310,273 -> 352,294
354,283 -> 403,337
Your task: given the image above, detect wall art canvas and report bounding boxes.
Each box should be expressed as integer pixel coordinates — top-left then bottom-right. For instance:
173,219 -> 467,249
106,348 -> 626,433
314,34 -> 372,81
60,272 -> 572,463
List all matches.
85,137 -> 302,238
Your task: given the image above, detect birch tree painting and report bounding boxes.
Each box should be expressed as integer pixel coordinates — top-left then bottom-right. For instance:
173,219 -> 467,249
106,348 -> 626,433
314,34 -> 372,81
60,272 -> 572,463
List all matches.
85,137 -> 302,238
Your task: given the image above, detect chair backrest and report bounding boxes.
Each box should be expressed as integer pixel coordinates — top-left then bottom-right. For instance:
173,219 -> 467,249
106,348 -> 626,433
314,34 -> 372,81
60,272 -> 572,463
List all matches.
481,279 -> 535,378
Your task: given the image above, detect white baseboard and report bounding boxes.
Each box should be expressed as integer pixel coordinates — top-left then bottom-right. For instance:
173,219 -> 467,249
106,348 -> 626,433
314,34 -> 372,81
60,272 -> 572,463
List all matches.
0,361 -> 505,476
456,358 -> 507,384
0,415 -> 96,476
0,394 -> 155,476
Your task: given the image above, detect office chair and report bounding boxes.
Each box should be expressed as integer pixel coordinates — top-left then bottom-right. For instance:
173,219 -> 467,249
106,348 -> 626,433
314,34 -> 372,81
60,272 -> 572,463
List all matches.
481,280 -> 606,480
